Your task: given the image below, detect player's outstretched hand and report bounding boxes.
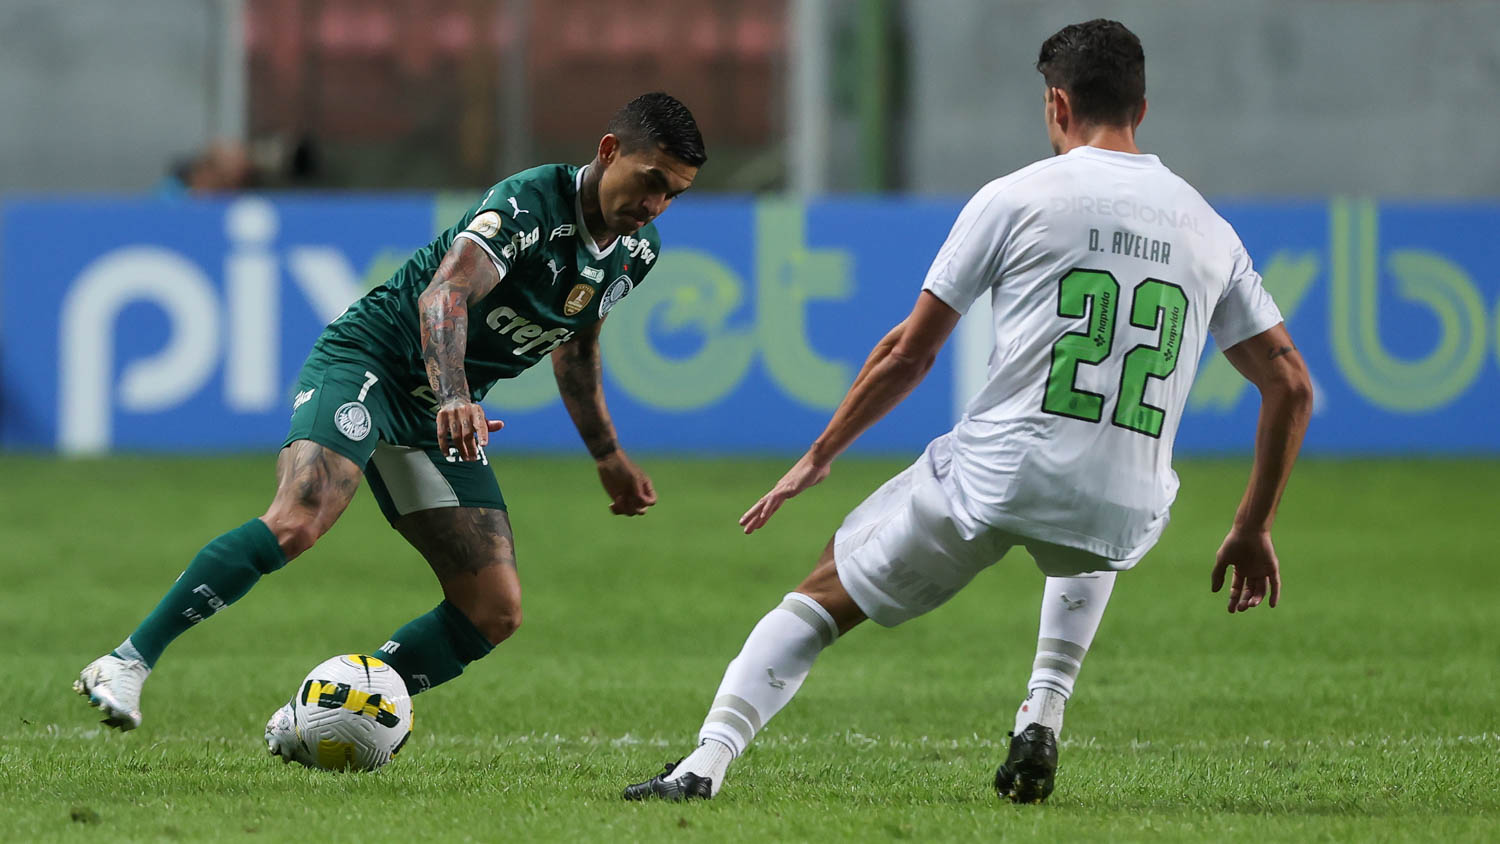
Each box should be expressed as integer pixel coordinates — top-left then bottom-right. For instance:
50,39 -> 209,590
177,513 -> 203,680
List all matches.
1211,527 -> 1281,614
436,399 -> 503,461
597,450 -> 657,516
740,451 -> 831,535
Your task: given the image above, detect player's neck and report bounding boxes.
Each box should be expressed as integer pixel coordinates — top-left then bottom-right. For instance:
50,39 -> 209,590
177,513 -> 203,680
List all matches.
1059,126 -> 1141,156
579,162 -> 616,250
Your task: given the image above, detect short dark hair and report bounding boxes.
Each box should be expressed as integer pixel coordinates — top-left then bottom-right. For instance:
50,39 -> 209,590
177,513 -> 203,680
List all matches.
607,92 -> 707,167
1036,19 -> 1145,127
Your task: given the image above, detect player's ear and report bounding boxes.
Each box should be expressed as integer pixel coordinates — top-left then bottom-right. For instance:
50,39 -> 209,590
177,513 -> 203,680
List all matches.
1134,98 -> 1148,130
598,134 -> 620,165
1048,87 -> 1071,130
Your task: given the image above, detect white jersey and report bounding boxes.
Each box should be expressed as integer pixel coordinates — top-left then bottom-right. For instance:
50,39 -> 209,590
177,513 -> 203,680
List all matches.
921,145 -> 1282,561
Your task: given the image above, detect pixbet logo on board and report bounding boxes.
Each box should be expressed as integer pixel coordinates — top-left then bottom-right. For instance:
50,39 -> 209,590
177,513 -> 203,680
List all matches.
58,199 -> 370,454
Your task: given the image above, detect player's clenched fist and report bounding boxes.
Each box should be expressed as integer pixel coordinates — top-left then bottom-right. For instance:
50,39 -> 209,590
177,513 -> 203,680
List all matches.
595,450 -> 657,516
435,399 -> 504,461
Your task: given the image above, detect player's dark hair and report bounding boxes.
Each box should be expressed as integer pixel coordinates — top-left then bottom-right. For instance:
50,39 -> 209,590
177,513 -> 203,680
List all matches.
1036,19 -> 1146,127
607,92 -> 707,167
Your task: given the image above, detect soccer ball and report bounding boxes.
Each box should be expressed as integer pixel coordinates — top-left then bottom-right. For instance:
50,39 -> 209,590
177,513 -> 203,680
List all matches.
290,654 -> 413,772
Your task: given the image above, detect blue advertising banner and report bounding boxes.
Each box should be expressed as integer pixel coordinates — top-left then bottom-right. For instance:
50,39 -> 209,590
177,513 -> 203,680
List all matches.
2,194 -> 1497,455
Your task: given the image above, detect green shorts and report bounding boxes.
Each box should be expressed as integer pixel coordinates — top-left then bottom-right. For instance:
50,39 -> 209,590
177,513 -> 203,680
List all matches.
283,353 -> 507,523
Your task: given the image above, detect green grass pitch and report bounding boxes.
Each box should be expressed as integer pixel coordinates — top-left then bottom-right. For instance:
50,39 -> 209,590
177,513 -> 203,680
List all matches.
1,453 -> 1497,841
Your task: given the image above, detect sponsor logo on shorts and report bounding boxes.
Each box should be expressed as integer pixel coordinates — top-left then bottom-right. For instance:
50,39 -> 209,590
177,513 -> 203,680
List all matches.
599,275 -> 633,317
292,388 -> 315,414
334,401 -> 372,441
564,283 -> 595,316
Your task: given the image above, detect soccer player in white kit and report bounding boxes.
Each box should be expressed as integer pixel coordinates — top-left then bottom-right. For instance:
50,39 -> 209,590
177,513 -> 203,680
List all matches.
624,19 -> 1313,804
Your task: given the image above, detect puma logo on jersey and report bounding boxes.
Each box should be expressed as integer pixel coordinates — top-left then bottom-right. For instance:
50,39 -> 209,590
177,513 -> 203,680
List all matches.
507,196 -> 530,218
546,259 -> 564,286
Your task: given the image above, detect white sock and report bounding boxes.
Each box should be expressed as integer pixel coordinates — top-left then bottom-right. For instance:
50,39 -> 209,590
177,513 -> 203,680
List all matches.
1014,687 -> 1067,734
1015,571 -> 1117,736
672,738 -> 735,795
692,592 -> 838,794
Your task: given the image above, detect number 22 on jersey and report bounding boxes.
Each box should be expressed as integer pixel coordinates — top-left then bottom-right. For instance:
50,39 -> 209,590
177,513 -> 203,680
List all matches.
1042,268 -> 1188,439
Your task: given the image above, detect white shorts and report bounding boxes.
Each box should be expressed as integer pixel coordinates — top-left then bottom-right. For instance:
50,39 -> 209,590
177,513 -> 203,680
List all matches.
834,437 -> 1148,627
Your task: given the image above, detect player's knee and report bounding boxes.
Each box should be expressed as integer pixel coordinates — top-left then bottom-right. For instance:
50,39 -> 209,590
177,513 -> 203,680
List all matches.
262,510 -> 324,560
470,599 -> 522,646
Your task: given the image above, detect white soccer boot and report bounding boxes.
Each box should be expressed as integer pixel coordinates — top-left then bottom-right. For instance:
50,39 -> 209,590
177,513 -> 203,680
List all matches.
74,653 -> 150,731
265,700 -> 314,767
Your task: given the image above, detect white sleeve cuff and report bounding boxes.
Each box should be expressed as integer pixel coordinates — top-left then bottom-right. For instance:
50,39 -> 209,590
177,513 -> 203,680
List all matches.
454,231 -> 508,280
1214,305 -> 1284,351
922,275 -> 977,316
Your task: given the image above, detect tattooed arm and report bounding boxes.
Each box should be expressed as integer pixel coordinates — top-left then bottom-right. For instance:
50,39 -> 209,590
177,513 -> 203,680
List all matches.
551,319 -> 617,459
1212,322 -> 1313,613
552,320 -> 657,516
418,237 -> 504,461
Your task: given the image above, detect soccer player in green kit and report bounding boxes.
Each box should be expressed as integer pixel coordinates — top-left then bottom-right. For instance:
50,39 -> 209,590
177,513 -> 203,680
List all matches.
74,94 -> 706,759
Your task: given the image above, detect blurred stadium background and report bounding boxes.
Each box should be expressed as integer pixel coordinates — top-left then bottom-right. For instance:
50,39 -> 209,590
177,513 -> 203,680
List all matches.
2,0 -> 1497,454
1,1 -> 1497,841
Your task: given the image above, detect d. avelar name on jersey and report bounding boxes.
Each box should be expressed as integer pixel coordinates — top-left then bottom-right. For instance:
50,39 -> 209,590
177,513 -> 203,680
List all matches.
1087,228 -> 1172,266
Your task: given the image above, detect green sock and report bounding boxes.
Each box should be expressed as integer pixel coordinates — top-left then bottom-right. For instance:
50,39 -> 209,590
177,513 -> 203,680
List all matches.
118,519 -> 286,668
375,600 -> 495,695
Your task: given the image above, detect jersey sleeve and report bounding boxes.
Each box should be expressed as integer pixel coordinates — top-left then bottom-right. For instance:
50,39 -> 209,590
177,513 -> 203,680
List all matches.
920,181 -> 1013,314
1208,238 -> 1284,350
452,184 -> 548,280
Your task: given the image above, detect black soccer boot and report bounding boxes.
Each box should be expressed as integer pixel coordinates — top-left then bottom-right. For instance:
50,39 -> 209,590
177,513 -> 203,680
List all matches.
622,759 -> 714,801
994,722 -> 1059,804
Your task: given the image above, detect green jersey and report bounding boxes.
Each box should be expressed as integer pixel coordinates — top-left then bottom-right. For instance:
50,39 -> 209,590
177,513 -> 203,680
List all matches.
311,164 -> 661,411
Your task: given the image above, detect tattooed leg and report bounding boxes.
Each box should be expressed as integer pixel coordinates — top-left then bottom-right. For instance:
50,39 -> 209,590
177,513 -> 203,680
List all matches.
392,507 -> 521,645
373,507 -> 518,694
261,439 -> 365,560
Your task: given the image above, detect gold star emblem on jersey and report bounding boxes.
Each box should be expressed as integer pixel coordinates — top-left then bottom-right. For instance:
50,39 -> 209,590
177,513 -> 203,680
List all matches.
563,283 -> 595,316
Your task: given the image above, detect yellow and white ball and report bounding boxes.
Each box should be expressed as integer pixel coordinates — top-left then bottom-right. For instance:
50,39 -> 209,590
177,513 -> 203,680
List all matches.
290,654 -> 413,772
